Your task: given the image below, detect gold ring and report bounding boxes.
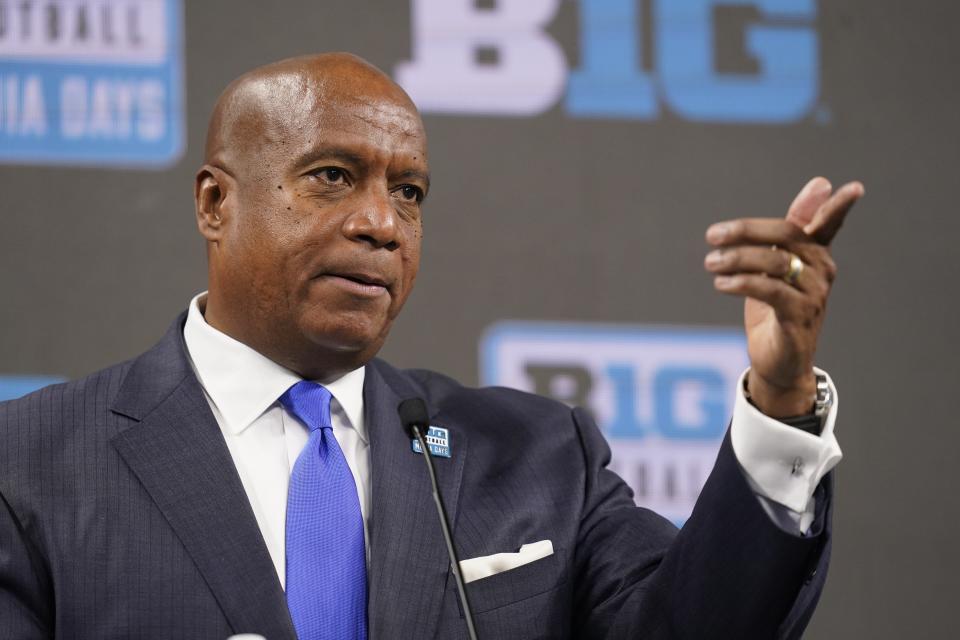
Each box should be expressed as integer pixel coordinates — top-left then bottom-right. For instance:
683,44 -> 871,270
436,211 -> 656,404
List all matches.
783,252 -> 804,286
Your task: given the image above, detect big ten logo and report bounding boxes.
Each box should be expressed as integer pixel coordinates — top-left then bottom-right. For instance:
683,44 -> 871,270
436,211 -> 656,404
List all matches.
396,0 -> 819,123
480,321 -> 748,525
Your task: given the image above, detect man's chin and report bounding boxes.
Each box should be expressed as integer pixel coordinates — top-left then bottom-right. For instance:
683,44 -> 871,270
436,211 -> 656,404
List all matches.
300,320 -> 389,361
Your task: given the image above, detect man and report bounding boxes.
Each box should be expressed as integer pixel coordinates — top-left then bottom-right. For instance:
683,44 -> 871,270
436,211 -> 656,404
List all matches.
0,53 -> 862,639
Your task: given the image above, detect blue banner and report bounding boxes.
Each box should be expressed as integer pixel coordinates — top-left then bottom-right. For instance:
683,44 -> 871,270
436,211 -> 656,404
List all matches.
0,0 -> 184,167
0,375 -> 65,401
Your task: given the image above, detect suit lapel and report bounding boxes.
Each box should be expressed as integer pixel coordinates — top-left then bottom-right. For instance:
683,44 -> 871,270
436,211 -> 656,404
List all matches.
365,361 -> 468,640
109,317 -> 296,640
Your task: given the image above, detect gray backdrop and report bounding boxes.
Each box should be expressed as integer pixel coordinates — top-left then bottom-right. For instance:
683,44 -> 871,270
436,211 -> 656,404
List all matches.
1,1 -> 957,637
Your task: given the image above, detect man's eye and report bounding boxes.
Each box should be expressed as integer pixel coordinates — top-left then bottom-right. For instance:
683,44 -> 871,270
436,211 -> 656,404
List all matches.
317,168 -> 345,183
396,185 -> 423,202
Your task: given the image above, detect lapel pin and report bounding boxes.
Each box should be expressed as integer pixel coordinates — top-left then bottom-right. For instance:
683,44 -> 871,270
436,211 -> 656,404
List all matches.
411,425 -> 451,458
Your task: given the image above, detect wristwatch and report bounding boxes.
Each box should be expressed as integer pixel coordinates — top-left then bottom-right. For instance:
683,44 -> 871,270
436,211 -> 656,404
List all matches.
813,372 -> 833,425
744,372 -> 832,435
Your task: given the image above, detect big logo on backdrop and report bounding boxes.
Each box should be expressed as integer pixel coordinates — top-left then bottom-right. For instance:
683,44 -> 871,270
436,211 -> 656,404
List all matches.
0,0 -> 183,166
481,322 -> 749,525
397,0 -> 818,122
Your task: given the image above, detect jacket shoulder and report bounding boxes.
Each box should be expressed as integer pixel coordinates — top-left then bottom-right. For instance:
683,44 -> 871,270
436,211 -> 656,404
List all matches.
374,360 -> 577,434
1,359 -> 132,415
0,359 -> 135,460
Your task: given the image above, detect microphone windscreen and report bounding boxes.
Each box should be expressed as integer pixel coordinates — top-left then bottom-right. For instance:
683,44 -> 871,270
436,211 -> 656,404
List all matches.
398,397 -> 430,438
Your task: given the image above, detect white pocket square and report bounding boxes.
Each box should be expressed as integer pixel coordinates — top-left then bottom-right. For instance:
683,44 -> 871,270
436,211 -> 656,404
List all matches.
459,539 -> 554,584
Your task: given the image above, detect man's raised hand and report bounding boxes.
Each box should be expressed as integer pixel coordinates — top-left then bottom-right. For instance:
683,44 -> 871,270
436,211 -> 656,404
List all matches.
704,177 -> 865,417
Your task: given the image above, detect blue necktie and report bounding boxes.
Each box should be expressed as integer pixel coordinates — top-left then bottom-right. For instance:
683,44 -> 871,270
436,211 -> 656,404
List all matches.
281,381 -> 367,640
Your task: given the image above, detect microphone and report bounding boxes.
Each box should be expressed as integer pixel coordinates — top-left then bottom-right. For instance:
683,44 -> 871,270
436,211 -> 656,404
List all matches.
397,398 -> 479,640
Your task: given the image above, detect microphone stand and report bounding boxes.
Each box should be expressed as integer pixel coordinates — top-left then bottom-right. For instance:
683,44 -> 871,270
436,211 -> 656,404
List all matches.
411,425 -> 479,640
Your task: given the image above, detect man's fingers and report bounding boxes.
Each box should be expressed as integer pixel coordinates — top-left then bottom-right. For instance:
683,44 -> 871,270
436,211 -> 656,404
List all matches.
786,177 -> 832,229
706,218 -> 807,248
705,246 -> 824,295
804,181 -> 865,245
713,273 -> 811,319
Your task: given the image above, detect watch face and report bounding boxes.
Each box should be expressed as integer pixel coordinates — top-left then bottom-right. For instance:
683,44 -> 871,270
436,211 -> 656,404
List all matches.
815,375 -> 832,418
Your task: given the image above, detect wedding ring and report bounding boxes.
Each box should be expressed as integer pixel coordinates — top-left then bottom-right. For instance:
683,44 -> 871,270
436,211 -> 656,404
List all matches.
783,252 -> 804,286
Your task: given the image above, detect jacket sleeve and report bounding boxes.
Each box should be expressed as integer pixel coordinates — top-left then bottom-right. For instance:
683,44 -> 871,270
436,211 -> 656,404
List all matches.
569,406 -> 832,639
0,488 -> 52,639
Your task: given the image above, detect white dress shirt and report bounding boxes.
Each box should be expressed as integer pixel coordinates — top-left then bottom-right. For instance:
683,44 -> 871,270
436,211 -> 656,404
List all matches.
732,368 -> 842,532
183,293 -> 369,590
181,292 -> 841,587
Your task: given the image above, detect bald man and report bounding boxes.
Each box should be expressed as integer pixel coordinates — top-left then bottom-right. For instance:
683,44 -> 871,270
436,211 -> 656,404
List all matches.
0,53 -> 861,639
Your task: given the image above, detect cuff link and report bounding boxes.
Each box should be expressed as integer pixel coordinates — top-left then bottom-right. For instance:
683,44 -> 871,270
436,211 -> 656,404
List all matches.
791,457 -> 805,476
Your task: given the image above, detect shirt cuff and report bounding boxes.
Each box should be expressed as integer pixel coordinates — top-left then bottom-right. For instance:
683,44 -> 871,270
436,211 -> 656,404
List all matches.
730,367 -> 842,514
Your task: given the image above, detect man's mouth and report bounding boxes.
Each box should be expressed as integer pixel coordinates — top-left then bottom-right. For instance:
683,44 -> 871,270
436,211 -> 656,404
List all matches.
319,271 -> 391,297
338,272 -> 389,287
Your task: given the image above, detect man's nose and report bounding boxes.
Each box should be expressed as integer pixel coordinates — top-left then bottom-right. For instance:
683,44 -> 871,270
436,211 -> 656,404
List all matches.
342,187 -> 400,250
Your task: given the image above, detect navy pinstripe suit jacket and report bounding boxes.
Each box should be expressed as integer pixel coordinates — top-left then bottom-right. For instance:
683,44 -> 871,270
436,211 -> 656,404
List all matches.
0,315 -> 832,639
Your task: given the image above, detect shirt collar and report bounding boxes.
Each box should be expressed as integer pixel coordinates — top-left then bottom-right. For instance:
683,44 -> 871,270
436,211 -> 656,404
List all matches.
182,292 -> 367,442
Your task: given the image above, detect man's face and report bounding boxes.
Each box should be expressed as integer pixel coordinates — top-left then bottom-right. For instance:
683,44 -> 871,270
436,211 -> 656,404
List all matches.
212,73 -> 429,375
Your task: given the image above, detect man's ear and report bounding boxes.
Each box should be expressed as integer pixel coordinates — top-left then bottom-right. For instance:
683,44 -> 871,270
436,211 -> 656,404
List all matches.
195,164 -> 233,242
